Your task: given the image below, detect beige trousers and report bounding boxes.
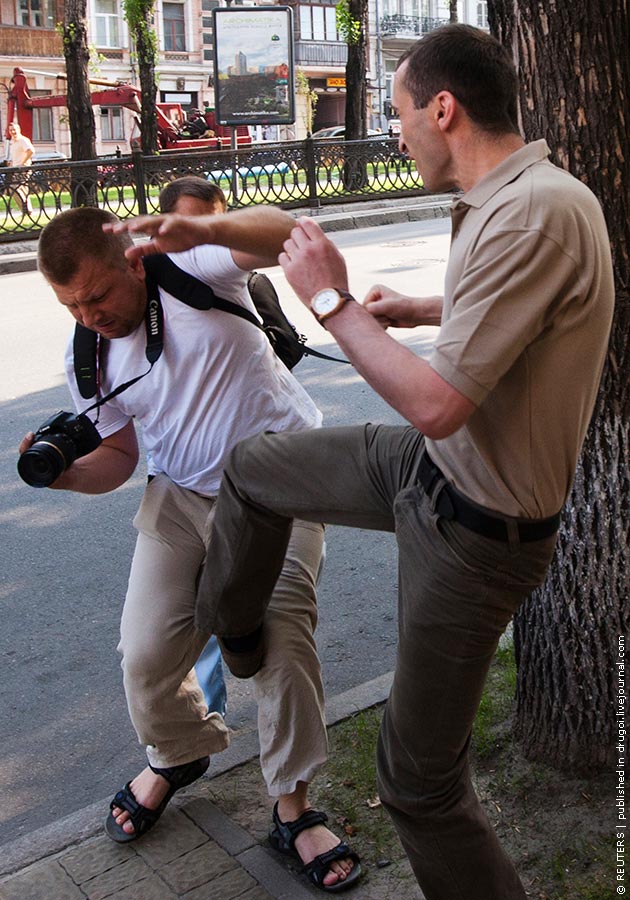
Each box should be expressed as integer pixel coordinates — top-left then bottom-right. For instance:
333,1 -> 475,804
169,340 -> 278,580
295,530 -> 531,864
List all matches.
119,474 -> 327,795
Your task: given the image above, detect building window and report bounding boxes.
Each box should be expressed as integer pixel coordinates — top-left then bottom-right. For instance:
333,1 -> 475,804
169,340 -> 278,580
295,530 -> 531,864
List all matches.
299,4 -> 340,41
18,0 -> 55,27
100,107 -> 125,141
163,2 -> 186,52
32,108 -> 54,141
476,1 -> 488,28
95,0 -> 121,47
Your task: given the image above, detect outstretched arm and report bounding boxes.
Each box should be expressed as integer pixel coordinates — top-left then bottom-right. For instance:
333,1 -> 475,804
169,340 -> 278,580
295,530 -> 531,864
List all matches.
104,207 -> 295,270
280,217 -> 475,440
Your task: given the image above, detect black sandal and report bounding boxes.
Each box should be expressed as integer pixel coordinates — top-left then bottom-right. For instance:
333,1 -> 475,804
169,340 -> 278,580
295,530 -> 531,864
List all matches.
269,802 -> 362,893
104,756 -> 210,843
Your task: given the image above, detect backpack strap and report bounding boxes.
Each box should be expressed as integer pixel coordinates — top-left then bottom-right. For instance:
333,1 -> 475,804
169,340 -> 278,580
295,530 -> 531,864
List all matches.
142,254 -> 262,328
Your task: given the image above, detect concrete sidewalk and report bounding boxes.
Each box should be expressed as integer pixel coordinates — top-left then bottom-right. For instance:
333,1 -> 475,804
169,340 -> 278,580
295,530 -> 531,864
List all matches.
0,674 -> 396,900
0,193 -> 453,276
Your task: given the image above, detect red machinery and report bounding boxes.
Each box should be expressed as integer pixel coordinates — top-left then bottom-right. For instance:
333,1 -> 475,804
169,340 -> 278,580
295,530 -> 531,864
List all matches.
5,67 -> 251,152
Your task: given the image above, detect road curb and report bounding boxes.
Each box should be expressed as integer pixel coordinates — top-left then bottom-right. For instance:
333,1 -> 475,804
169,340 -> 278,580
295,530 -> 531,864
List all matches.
0,671 -> 393,879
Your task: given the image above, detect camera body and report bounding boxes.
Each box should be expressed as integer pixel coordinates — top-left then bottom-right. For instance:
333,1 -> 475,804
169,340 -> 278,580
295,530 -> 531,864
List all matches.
18,410 -> 102,487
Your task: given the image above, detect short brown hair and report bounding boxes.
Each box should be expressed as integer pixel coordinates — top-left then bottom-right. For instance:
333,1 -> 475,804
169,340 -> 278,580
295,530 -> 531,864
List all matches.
159,176 -> 227,214
397,24 -> 519,135
38,207 -> 132,284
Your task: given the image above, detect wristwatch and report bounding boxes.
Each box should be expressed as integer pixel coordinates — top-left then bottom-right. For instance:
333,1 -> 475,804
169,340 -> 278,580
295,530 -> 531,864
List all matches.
310,288 -> 354,325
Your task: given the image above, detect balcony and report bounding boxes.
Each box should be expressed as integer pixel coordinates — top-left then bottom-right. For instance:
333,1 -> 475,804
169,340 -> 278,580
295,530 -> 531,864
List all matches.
0,25 -> 63,58
379,15 -> 448,38
294,40 -> 347,68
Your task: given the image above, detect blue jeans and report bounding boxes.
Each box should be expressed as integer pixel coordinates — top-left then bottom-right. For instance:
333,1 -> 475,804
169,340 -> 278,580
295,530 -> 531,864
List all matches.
195,424 -> 557,900
195,636 -> 227,716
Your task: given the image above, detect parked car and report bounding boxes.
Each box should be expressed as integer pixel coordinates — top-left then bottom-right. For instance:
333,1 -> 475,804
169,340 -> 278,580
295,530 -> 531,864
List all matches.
311,126 -> 382,140
207,147 -> 294,184
32,150 -> 68,163
311,126 -> 406,167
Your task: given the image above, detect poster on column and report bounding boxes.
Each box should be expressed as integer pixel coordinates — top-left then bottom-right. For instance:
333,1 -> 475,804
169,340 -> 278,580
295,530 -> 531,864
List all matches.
212,6 -> 295,126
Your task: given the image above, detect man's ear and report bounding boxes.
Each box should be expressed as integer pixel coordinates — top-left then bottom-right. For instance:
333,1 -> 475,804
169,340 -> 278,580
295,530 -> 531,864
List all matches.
434,91 -> 457,131
128,254 -> 146,282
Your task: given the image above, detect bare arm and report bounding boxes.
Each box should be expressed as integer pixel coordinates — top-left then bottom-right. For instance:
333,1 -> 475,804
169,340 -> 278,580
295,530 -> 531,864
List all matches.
19,419 -> 139,494
280,218 -> 475,440
104,207 -> 295,270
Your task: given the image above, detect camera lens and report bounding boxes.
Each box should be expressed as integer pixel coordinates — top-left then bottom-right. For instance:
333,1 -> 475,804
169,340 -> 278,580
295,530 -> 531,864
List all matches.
17,434 -> 76,487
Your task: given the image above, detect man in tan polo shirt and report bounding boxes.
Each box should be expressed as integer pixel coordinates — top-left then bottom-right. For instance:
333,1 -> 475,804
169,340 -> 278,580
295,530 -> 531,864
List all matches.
113,23 -> 614,900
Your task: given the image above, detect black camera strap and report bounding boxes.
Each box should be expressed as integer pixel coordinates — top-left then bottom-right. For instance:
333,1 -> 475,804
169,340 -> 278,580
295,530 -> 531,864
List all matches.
81,275 -> 165,416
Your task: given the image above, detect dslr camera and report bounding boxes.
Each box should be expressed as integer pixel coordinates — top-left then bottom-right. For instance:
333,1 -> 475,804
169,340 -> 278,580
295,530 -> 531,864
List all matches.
18,410 -> 102,488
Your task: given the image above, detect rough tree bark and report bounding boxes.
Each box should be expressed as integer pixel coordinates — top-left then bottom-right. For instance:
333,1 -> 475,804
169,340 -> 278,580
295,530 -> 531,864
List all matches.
344,0 -> 367,141
488,0 -> 630,772
124,0 -> 158,154
61,0 -> 96,162
337,0 -> 368,189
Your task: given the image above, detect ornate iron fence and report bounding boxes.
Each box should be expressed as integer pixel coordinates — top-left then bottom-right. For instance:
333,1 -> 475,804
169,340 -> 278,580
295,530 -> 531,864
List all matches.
0,136 -> 426,239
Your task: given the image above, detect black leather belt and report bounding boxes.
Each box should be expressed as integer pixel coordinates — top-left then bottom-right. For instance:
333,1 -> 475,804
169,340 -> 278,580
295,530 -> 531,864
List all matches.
417,449 -> 560,543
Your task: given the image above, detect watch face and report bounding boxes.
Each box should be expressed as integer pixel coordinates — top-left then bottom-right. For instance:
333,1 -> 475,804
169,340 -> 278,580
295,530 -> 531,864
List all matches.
313,289 -> 341,315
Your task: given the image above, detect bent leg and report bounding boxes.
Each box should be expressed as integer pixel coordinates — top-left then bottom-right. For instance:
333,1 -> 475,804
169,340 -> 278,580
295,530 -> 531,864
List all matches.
196,423 -> 424,635
254,519 -> 360,888
254,518 -> 327,794
120,476 -> 229,769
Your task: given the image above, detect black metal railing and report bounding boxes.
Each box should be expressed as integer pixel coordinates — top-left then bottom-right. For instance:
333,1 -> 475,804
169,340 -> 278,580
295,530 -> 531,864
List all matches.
0,136 -> 426,239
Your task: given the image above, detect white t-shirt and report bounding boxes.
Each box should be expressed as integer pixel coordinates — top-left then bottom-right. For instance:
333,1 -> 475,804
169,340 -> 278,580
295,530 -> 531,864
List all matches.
10,134 -> 34,167
65,244 -> 322,495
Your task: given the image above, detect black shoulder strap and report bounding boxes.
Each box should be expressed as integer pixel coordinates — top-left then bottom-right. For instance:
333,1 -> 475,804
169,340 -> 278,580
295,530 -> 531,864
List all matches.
142,254 -> 262,328
144,256 -> 349,367
73,324 -> 99,399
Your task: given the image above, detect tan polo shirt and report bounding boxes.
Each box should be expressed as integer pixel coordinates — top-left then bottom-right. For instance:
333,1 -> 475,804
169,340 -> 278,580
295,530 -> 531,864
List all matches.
426,140 -> 614,518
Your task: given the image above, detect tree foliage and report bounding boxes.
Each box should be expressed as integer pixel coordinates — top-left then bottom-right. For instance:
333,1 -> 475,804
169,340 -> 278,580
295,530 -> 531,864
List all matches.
488,0 -> 630,772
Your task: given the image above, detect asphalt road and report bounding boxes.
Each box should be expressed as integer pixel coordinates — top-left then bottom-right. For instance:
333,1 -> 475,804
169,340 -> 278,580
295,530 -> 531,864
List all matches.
0,217 -> 450,846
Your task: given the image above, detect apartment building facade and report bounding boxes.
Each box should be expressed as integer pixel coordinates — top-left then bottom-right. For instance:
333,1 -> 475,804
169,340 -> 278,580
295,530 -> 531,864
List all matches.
0,0 -> 486,157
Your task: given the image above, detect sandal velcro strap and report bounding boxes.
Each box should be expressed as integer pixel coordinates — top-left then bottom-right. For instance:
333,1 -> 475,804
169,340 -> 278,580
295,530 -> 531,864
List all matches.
108,782 -> 163,837
105,757 -> 209,845
303,842 -> 362,890
148,755 -> 209,789
270,802 -> 328,852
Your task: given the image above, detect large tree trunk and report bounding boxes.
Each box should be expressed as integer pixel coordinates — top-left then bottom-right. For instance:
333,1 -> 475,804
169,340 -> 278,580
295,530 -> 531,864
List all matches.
342,0 -> 368,189
124,0 -> 158,154
62,0 -> 96,161
135,16 -> 158,155
488,0 -> 630,772
344,0 -> 367,141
